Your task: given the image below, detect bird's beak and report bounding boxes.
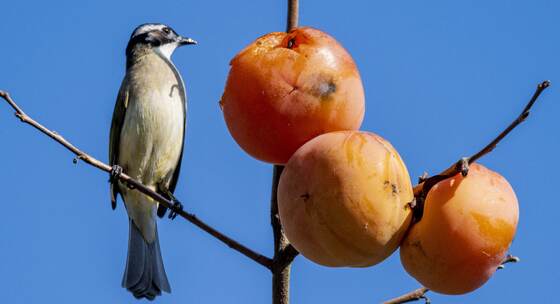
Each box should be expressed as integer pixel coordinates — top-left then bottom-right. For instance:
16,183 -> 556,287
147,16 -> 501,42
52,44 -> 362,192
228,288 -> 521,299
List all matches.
178,37 -> 197,46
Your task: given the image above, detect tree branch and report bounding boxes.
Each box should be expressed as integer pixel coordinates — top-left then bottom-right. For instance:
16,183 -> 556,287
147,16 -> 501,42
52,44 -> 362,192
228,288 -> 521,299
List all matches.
269,2 -> 301,304
383,287 -> 430,304
390,83 -> 547,304
270,165 -> 298,304
468,80 -> 550,164
411,80 -> 550,220
286,0 -> 299,32
0,90 -> 273,270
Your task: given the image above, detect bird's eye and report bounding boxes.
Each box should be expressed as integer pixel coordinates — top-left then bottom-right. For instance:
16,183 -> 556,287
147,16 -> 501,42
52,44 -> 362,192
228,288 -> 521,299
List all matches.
162,27 -> 171,34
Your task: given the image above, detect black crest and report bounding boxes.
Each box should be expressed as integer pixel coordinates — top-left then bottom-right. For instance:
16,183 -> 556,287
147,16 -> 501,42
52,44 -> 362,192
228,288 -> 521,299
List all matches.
125,23 -> 178,57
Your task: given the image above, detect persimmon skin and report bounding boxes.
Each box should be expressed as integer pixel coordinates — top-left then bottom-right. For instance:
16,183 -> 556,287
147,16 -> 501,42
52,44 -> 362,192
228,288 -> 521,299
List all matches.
278,131 -> 413,267
400,164 -> 519,295
221,27 -> 365,164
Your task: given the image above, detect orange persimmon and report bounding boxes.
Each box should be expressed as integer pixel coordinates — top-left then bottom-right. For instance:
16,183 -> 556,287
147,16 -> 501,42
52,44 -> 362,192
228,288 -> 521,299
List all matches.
278,131 -> 412,267
400,163 -> 519,295
221,27 -> 365,164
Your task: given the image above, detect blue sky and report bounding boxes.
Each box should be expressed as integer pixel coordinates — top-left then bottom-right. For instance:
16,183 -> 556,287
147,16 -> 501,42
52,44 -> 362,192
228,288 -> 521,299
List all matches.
0,0 -> 558,303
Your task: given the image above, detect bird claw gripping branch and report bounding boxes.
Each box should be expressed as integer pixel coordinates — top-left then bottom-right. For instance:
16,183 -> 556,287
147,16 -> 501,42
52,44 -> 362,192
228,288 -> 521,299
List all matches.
168,199 -> 183,220
109,165 -> 123,184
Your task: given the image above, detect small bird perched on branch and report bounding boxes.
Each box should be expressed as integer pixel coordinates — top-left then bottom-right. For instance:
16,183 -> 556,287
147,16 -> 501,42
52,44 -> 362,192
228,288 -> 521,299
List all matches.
109,23 -> 196,300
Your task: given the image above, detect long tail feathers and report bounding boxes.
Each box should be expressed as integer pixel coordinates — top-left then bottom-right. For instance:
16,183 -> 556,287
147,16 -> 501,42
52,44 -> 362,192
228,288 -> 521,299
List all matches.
122,219 -> 171,300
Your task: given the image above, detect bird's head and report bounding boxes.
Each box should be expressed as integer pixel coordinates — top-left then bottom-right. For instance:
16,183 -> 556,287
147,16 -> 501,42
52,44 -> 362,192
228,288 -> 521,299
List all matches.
126,23 -> 197,59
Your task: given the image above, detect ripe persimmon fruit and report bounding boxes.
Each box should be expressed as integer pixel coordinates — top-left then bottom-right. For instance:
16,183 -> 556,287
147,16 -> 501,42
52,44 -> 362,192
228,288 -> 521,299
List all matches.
221,27 -> 365,164
400,163 -> 519,295
278,131 -> 412,267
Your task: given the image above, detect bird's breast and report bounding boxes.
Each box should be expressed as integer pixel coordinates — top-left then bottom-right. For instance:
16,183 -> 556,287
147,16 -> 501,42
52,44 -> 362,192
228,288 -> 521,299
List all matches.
119,54 -> 186,185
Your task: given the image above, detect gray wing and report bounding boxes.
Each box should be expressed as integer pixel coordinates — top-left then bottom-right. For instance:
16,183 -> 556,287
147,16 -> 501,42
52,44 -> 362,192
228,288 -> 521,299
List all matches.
109,78 -> 129,209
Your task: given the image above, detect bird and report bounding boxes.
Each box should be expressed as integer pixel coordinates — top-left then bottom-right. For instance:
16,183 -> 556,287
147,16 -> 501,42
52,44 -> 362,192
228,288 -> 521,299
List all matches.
108,23 -> 196,300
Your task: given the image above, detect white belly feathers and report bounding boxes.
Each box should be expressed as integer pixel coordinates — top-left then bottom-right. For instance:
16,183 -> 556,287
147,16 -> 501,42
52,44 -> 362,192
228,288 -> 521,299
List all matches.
119,53 -> 185,186
117,53 -> 186,240
120,92 -> 183,182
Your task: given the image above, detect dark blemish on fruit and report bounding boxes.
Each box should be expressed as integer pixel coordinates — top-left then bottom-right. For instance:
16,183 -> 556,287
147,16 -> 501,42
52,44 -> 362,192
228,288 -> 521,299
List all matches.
310,74 -> 338,100
300,193 -> 310,202
319,81 -> 336,99
383,181 -> 398,195
312,81 -> 337,101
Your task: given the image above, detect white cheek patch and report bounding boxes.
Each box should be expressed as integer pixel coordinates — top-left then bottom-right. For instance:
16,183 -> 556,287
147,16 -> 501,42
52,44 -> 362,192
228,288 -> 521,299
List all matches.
156,43 -> 179,59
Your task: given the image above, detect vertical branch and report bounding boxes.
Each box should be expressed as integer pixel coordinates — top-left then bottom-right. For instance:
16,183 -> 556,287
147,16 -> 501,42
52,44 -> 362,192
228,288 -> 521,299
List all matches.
271,3 -> 301,304
270,166 -> 300,304
270,2 -> 301,304
271,165 -> 291,304
286,0 -> 299,31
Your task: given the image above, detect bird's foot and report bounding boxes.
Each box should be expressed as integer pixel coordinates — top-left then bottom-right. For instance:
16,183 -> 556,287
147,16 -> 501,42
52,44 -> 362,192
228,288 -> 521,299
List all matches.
109,165 -> 123,183
168,199 -> 183,220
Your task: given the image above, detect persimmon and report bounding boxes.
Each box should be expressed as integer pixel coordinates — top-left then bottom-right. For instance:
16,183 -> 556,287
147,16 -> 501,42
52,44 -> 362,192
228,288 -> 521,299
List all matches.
220,27 -> 365,164
278,131 -> 413,267
400,163 -> 519,295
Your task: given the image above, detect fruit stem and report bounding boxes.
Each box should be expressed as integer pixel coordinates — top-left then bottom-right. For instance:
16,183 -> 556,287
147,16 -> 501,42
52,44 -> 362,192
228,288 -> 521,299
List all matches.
497,254 -> 520,270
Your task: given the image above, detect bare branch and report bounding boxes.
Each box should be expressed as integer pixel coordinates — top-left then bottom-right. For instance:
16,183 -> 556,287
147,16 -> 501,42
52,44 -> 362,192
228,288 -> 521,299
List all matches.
385,254 -> 520,302
393,82 -> 548,302
271,165 -> 299,304
0,90 -> 273,270
286,0 -> 299,31
469,80 -> 550,164
269,2 -> 301,303
383,287 -> 430,304
412,81 -> 551,218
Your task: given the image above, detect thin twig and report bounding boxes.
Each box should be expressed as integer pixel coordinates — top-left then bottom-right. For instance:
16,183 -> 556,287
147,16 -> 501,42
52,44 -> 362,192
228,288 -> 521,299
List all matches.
383,287 -> 430,304
385,254 -> 521,302
498,254 -> 520,270
0,90 -> 273,270
411,81 -> 550,220
389,83 -> 546,303
469,80 -> 550,164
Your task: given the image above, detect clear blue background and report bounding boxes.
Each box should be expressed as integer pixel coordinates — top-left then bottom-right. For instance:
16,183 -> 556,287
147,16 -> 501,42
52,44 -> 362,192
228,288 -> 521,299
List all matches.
0,0 -> 558,303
